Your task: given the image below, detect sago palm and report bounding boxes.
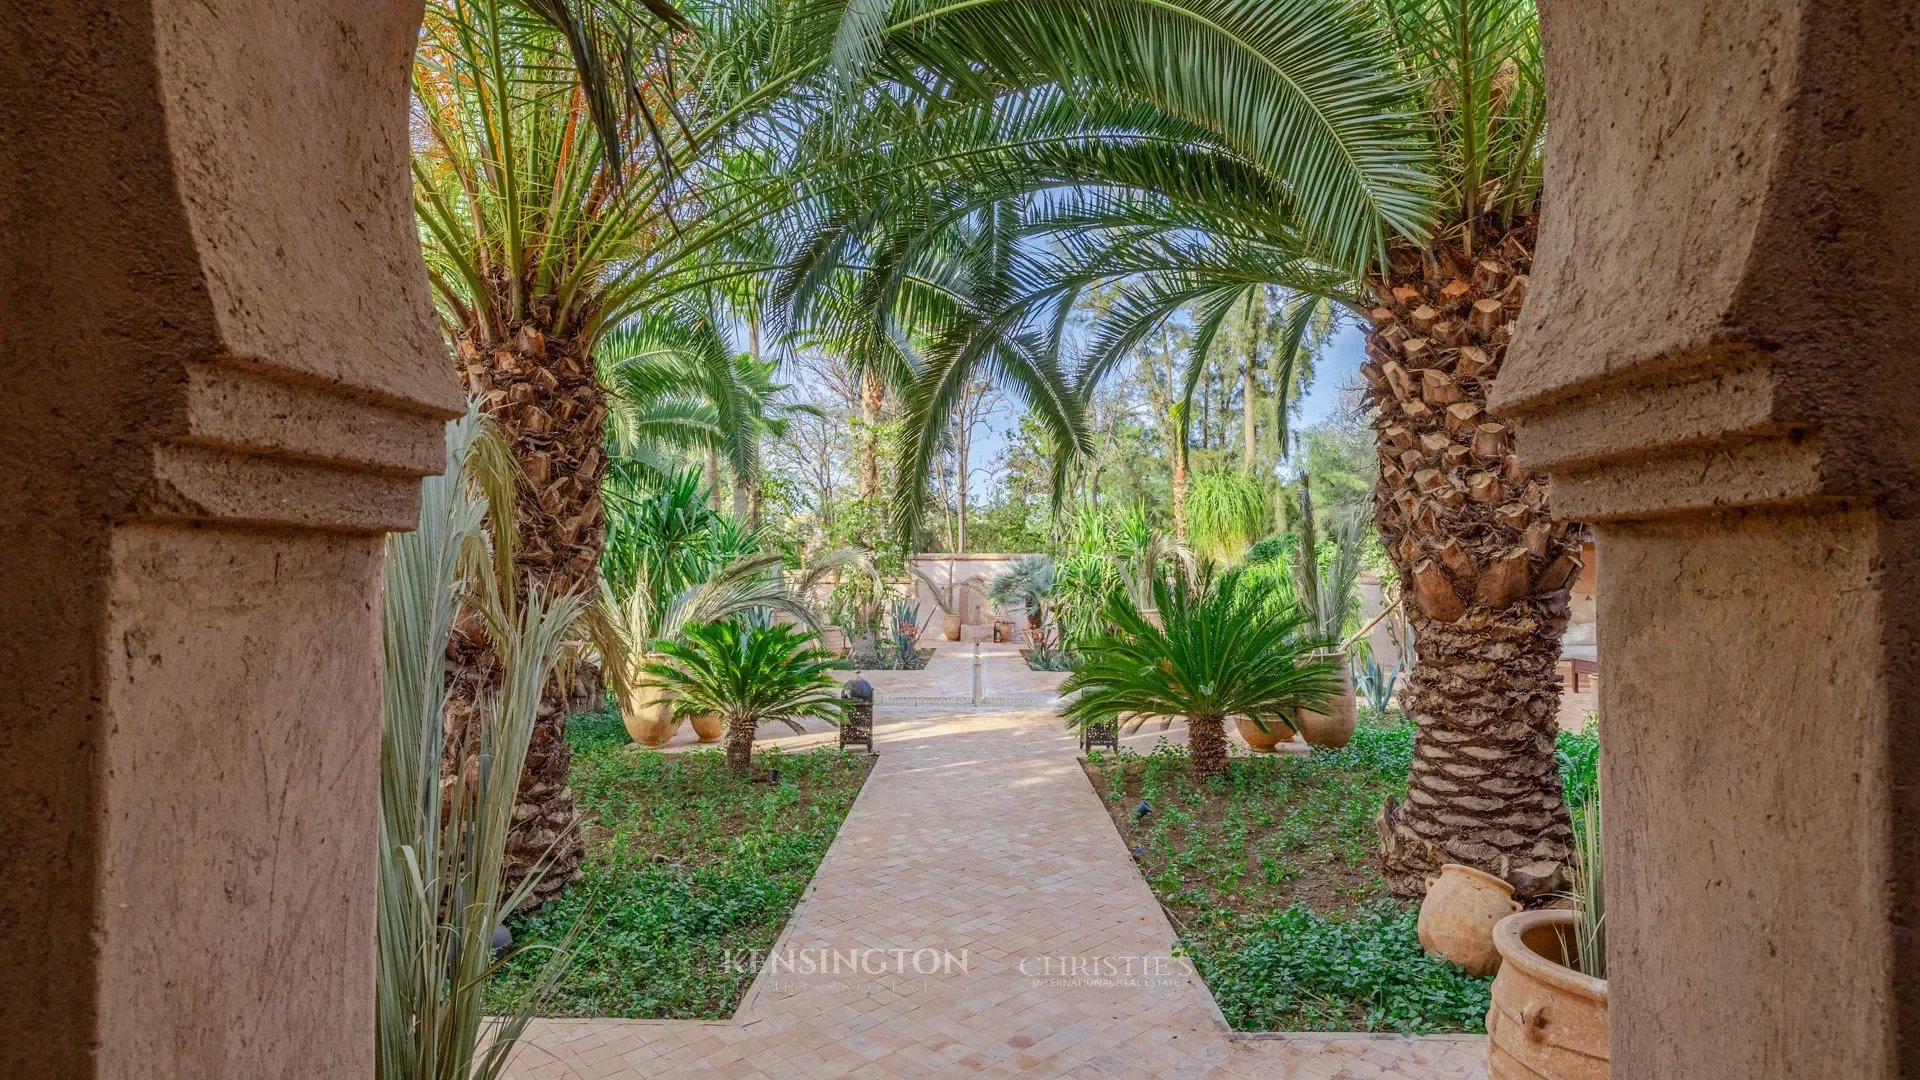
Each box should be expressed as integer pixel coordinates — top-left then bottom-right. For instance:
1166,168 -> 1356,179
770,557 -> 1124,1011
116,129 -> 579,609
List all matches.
1060,568 -> 1339,781
644,621 -> 847,778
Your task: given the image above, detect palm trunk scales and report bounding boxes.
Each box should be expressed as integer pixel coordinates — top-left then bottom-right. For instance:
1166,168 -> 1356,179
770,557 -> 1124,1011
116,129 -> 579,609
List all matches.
1362,226 -> 1579,901
445,317 -> 607,908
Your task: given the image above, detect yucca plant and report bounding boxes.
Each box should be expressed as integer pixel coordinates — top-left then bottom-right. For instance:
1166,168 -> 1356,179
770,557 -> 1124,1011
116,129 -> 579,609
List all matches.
984,554 -> 1056,634
1060,567 -> 1339,781
1569,793 -> 1606,979
644,621 -> 848,778
1290,483 -> 1368,644
377,412 -> 588,1079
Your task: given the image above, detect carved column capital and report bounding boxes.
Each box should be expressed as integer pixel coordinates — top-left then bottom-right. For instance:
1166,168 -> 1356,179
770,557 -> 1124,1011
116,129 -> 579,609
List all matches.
1496,0 -> 1920,523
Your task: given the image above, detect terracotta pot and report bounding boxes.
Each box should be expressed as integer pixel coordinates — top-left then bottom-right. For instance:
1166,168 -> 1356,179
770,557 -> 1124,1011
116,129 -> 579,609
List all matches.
820,625 -> 846,653
1293,656 -> 1357,748
1418,864 -> 1523,976
1487,909 -> 1610,1079
689,712 -> 724,743
1235,714 -> 1297,752
942,613 -> 963,640
623,680 -> 680,748
992,618 -> 1013,642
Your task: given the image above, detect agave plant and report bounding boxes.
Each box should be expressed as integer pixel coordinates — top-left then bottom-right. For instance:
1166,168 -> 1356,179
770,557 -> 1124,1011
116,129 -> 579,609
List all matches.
1353,648 -> 1401,715
644,621 -> 848,778
377,411 -> 588,1079
1060,567 -> 1339,781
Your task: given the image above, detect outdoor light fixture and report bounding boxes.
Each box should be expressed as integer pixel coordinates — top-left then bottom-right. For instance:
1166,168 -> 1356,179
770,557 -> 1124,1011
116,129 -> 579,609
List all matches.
1080,717 -> 1120,755
840,674 -> 874,753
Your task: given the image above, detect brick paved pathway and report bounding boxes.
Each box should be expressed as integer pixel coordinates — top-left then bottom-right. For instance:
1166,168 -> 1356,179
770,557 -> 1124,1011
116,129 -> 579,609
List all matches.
507,651 -> 1487,1079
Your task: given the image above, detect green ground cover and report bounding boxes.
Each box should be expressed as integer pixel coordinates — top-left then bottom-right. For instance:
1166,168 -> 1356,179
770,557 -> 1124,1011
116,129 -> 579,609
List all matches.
1086,714 -> 1601,1034
487,710 -> 873,1018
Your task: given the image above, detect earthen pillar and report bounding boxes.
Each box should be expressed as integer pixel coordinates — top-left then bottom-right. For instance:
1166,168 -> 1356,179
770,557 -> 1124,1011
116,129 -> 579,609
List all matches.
0,1 -> 458,1075
1503,2 -> 1919,1076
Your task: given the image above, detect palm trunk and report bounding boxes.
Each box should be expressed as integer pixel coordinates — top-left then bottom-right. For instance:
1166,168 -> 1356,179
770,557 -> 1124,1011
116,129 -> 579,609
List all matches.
858,373 -> 884,504
704,448 -> 722,511
725,714 -> 757,779
1188,712 -> 1228,781
1362,225 -> 1578,901
447,317 -> 606,908
1172,441 -> 1190,545
956,419 -> 970,554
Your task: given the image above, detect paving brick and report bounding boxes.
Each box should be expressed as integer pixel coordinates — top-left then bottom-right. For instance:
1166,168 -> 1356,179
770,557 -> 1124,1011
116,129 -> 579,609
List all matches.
507,647 -> 1487,1079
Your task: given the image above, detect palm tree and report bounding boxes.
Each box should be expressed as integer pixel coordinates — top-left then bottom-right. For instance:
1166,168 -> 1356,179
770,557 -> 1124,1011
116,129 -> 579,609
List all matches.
598,299 -> 813,522
789,0 -> 1576,898
983,554 -> 1056,635
644,621 -> 847,778
1061,568 -> 1339,781
412,0 -> 837,901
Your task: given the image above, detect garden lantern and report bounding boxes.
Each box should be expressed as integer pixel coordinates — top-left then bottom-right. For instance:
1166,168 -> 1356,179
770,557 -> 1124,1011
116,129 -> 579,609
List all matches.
840,675 -> 874,753
1080,718 -> 1119,755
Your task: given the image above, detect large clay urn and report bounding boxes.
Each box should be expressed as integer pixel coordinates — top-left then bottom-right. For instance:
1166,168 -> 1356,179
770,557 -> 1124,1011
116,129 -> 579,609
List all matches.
1486,910 -> 1609,1079
942,612 -> 963,640
688,712 -> 724,743
1292,655 -> 1356,748
1418,864 -> 1522,976
623,677 -> 680,748
1235,714 -> 1297,752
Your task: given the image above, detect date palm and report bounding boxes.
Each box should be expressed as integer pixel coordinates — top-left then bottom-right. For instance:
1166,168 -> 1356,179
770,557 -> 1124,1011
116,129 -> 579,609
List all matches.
792,0 -> 1577,898
1061,568 -> 1339,781
412,0 -> 848,902
644,621 -> 847,778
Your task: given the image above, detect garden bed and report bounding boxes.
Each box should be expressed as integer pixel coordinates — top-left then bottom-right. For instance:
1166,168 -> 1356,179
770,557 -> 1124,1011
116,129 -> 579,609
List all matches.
486,710 -> 874,1018
1084,715 -> 1600,1035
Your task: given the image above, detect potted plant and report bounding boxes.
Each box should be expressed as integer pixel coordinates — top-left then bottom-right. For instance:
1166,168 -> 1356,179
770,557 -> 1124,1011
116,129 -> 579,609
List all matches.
1235,713 -> 1298,752
643,620 -> 848,778
1487,797 -> 1607,1078
589,550 -> 819,748
1061,566 -> 1338,781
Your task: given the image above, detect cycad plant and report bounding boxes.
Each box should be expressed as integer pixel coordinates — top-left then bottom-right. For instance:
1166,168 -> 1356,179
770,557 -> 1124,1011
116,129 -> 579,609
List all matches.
1061,568 -> 1339,781
377,412 -> 587,1079
589,479 -> 821,742
644,621 -> 848,778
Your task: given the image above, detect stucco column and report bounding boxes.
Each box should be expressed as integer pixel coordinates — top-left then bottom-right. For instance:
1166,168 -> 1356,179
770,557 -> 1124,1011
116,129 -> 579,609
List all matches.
0,2 -> 458,1076
1501,3 -> 1919,1076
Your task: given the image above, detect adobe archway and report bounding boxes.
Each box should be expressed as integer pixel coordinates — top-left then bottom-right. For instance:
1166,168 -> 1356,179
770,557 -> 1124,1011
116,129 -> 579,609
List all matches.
1502,1 -> 1920,1075
4,0 -> 1918,1076
1,0 -> 457,1075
